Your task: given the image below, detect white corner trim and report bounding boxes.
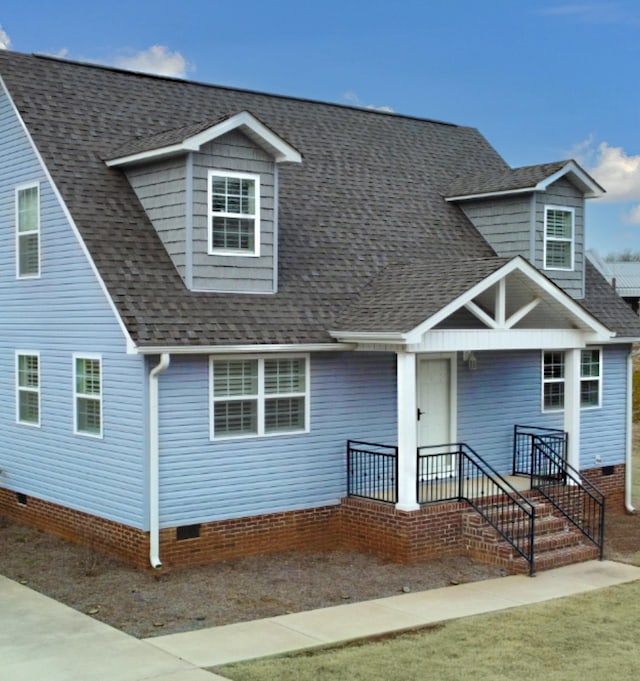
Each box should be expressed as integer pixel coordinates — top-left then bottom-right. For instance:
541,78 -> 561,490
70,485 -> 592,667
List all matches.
0,75 -> 137,353
106,110 -> 302,167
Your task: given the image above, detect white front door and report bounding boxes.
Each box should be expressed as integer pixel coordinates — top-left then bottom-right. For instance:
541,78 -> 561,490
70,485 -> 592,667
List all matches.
417,357 -> 455,480
417,357 -> 452,449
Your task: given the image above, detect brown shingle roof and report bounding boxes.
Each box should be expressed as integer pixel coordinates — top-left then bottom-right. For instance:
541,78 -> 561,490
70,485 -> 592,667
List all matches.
445,161 -> 570,198
0,52 -> 635,345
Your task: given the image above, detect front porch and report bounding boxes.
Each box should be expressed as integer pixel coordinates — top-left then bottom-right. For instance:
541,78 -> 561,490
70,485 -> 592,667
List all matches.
346,426 -> 605,575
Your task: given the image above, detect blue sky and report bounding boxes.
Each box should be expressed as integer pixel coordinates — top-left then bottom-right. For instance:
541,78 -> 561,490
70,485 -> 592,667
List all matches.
1,0 -> 639,256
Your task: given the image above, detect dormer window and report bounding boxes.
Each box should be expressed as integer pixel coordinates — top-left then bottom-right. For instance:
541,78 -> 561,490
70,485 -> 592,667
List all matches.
208,170 -> 260,256
544,206 -> 574,271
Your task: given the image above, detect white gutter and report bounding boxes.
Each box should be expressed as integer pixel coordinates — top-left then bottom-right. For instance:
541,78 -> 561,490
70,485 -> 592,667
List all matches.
134,343 -> 354,355
149,353 -> 171,568
626,350 -> 636,513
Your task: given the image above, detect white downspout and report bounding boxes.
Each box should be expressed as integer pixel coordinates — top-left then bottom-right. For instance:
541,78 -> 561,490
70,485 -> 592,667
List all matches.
626,351 -> 636,513
149,353 -> 171,568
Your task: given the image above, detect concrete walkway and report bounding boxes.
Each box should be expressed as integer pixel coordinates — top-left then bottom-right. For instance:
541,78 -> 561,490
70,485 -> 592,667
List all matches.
2,560 -> 640,680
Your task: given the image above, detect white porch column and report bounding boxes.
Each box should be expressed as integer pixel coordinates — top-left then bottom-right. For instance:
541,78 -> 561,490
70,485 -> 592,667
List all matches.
396,351 -> 419,511
563,348 -> 581,470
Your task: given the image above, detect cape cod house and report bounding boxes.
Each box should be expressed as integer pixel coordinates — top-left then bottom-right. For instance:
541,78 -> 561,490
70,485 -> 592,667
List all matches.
1,50 -> 638,574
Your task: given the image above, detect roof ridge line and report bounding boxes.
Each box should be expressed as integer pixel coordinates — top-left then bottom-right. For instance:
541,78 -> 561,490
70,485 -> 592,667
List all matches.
30,51 -> 462,129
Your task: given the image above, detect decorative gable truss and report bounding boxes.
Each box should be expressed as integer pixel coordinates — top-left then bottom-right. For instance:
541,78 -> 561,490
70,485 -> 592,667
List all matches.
330,257 -> 614,352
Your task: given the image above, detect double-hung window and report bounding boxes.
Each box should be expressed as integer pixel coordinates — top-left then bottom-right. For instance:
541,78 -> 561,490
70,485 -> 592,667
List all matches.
74,355 -> 102,436
16,183 -> 40,278
542,351 -> 565,411
208,170 -> 260,255
544,206 -> 574,271
16,352 -> 40,426
542,349 -> 602,411
211,356 -> 308,439
580,349 -> 602,408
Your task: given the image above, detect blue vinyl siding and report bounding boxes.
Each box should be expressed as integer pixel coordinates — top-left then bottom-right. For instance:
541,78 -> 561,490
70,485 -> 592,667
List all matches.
0,85 -> 147,528
457,347 -> 629,473
157,351 -> 397,525
581,346 -> 628,468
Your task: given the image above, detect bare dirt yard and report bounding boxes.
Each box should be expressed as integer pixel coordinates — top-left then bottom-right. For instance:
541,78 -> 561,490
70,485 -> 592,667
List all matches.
0,521 -> 506,638
2,426 -> 639,639
1,503 -> 639,639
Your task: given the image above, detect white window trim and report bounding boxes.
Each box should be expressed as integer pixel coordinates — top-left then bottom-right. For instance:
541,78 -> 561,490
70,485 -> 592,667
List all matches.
580,347 -> 603,411
73,353 -> 103,438
15,181 -> 41,279
207,169 -> 261,257
209,354 -> 310,440
541,350 -> 565,413
543,205 -> 575,271
15,350 -> 41,427
541,348 -> 603,413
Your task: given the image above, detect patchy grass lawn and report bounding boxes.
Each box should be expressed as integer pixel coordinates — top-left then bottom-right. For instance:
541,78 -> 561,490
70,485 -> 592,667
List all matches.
216,580 -> 640,681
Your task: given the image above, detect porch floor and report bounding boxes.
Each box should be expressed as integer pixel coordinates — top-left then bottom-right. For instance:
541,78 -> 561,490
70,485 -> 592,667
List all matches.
355,474 -> 532,505
420,473 -> 532,504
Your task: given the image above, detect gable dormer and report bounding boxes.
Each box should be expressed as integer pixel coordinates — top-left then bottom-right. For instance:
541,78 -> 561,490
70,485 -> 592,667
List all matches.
445,161 -> 604,299
105,111 -> 301,293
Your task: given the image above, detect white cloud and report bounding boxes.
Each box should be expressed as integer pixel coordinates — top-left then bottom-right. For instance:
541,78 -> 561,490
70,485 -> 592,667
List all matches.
586,142 -> 640,202
568,136 -> 640,225
343,90 -> 394,113
0,24 -> 12,50
539,3 -> 639,25
114,45 -> 191,78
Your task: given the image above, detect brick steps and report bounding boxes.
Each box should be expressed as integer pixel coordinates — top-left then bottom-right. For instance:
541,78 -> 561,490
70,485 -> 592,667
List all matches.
462,500 -> 599,574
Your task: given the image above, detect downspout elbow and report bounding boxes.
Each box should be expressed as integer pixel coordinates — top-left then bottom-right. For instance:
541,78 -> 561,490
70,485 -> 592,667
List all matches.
149,353 -> 171,568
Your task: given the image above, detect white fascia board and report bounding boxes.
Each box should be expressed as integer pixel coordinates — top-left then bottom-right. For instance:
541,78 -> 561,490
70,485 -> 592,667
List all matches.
328,330 -> 407,344
445,161 -> 604,202
189,111 -> 302,163
106,110 -> 302,167
0,75 -> 137,353
445,187 -> 536,202
105,143 -> 189,167
600,336 -> 640,345
404,256 -> 614,343
410,328 -> 591,353
133,342 -> 355,355
537,161 -> 604,198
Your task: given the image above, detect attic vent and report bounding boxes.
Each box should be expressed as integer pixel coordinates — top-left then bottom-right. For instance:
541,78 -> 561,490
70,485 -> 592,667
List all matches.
16,492 -> 27,506
176,524 -> 201,541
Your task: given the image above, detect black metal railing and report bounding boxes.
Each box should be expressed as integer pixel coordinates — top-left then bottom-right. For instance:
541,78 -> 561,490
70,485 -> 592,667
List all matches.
513,425 -> 605,559
531,440 -> 605,559
347,440 -> 398,504
417,443 -> 536,575
513,425 -> 567,477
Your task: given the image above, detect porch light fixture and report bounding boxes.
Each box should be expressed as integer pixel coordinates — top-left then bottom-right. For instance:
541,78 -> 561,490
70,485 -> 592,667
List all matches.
463,351 -> 477,370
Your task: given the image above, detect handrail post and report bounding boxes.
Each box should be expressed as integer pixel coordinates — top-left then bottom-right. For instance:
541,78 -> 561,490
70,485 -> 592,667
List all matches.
457,448 -> 464,501
529,504 -> 536,576
346,440 -> 351,497
599,496 -> 605,560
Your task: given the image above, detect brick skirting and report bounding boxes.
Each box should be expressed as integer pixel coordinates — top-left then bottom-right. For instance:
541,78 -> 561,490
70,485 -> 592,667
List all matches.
581,463 -> 626,508
0,487 -> 148,567
0,463 -> 627,570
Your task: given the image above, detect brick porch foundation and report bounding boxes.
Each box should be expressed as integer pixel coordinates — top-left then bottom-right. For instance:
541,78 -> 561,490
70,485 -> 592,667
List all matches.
0,463 -> 627,571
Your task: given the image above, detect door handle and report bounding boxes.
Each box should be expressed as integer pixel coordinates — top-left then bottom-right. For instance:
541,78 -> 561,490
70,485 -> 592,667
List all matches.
417,408 -> 425,421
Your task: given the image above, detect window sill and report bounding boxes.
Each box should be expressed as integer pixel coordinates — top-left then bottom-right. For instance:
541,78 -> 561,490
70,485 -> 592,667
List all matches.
210,428 -> 309,442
